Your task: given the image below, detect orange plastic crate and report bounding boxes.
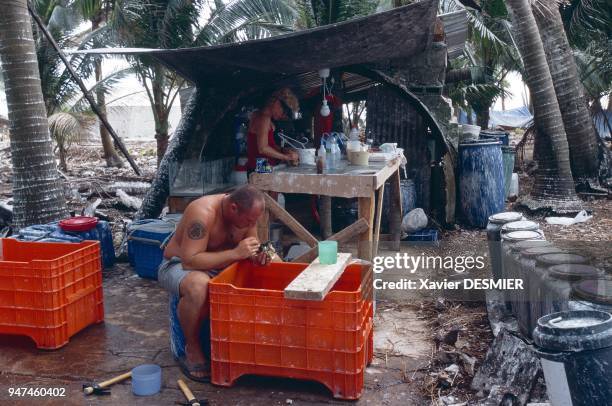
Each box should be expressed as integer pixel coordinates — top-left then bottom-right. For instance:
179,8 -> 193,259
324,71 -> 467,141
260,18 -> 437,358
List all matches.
209,261 -> 373,400
0,239 -> 104,349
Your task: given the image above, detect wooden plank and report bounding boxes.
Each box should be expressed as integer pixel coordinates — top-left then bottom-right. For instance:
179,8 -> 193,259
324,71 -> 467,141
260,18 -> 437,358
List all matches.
257,206 -> 270,241
250,170 -> 377,198
284,253 -> 352,300
373,183 -> 385,257
358,194 -> 375,261
292,218 -> 369,263
389,168 -> 402,251
263,193 -> 317,247
373,158 -> 401,189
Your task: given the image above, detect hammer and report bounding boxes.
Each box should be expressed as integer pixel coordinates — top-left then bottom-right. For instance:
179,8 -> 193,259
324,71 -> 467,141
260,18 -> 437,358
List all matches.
176,379 -> 208,406
83,371 -> 132,395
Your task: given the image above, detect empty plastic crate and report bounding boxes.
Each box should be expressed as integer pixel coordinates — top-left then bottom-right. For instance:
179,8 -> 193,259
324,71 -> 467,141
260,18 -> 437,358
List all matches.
0,239 -> 104,349
209,261 -> 373,400
127,220 -> 175,279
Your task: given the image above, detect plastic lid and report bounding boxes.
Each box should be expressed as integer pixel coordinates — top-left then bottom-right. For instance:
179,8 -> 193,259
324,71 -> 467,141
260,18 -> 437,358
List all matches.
513,240 -> 552,250
488,212 -> 523,224
533,310 -> 612,352
547,264 -> 603,281
536,253 -> 588,266
59,216 -> 98,232
502,220 -> 539,232
521,246 -> 567,258
502,230 -> 543,242
573,277 -> 612,305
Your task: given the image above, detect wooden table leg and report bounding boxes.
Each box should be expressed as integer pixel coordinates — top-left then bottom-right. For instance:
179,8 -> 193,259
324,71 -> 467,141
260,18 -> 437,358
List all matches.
373,184 -> 385,258
320,196 -> 332,239
389,168 -> 402,251
257,193 -> 270,241
358,193 -> 375,262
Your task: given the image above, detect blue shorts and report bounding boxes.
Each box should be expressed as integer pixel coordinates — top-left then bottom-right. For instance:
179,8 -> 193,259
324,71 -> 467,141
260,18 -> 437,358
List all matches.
157,256 -> 221,296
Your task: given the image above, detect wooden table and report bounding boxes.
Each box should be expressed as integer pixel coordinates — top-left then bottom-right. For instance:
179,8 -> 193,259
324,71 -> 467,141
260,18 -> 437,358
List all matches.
250,158 -> 403,261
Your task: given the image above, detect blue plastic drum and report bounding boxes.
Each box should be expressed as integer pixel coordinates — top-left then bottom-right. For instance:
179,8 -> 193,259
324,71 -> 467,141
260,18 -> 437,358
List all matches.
459,141 -> 505,228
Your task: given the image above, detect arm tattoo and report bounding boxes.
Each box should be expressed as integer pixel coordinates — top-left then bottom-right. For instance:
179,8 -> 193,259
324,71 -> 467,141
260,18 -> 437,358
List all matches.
187,221 -> 206,240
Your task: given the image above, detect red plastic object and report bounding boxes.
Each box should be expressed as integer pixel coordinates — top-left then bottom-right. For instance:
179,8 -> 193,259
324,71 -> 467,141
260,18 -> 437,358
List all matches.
209,261 -> 373,400
0,239 -> 104,349
59,216 -> 98,232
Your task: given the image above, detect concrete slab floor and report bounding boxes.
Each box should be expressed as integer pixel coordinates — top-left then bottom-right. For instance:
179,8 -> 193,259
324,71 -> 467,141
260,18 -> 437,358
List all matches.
0,263 -> 432,406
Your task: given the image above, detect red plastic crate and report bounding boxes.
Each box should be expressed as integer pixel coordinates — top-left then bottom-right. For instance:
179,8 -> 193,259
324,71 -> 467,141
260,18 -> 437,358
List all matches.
0,239 -> 104,349
209,261 -> 373,400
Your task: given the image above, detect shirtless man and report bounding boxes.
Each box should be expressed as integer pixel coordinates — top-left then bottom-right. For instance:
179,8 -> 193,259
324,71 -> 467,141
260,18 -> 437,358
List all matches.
159,185 -> 278,381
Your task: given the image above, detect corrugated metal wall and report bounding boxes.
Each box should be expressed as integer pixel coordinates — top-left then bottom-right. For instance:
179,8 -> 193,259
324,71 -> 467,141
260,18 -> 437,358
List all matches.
366,85 -> 431,213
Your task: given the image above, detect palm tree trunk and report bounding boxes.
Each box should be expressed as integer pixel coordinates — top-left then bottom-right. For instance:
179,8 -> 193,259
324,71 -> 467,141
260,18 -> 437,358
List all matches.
532,2 -> 599,179
506,0 -> 580,210
92,16 -> 123,168
0,0 -> 68,228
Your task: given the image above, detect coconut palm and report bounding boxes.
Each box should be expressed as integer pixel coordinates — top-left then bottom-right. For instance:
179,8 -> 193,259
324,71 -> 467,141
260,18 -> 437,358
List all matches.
32,0 -> 134,170
506,0 -> 580,209
0,0 -> 68,228
532,0 -> 601,180
72,0 -> 124,167
440,0 -> 521,129
112,0 -> 298,164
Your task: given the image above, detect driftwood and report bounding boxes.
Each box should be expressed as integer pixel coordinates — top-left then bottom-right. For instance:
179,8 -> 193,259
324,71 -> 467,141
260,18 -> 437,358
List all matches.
471,329 -> 541,405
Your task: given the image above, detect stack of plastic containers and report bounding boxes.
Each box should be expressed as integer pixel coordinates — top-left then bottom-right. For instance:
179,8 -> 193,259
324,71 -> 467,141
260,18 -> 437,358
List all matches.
486,212 -> 523,280
500,220 -> 544,313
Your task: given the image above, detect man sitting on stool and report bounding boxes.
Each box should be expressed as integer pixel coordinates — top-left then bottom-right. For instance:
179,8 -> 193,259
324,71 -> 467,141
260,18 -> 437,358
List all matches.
159,184 -> 280,382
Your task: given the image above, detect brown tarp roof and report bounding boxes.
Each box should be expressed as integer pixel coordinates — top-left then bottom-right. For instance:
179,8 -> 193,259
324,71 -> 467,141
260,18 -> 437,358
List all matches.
78,1 -> 438,85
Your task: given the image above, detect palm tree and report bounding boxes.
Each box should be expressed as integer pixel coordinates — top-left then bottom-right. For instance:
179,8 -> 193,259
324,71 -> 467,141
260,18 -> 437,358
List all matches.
113,0 -> 297,164
505,0 -> 580,209
440,0 -> 521,129
73,0 -> 124,167
32,0 -> 132,170
532,0 -> 600,179
0,0 -> 68,228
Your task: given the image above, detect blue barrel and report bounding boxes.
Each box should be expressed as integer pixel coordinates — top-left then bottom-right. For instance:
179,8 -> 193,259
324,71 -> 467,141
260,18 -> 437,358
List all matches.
480,130 -> 509,146
502,147 -> 515,199
459,141 -> 505,228
169,294 -> 210,361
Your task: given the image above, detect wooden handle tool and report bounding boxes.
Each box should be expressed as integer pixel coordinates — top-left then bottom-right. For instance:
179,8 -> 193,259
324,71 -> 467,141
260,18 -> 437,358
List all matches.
177,379 -> 201,406
83,371 -> 131,395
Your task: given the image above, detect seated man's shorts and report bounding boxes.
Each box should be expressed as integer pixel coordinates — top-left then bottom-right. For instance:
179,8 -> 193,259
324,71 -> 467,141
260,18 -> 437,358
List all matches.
158,256 -> 221,296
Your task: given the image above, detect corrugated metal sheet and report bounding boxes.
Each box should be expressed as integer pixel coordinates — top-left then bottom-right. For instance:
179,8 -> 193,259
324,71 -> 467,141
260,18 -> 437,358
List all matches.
439,10 -> 468,59
366,85 -> 431,213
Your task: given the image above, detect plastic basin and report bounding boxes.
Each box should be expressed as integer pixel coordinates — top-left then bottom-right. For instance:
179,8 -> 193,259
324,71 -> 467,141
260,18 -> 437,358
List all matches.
131,364 -> 162,396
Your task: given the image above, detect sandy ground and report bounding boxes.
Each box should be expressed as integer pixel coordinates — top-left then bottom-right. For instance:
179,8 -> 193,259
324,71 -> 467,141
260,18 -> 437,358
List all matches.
0,141 -> 610,405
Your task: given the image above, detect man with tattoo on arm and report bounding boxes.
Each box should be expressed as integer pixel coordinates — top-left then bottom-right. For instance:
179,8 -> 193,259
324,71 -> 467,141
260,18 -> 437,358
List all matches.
159,185 -> 280,382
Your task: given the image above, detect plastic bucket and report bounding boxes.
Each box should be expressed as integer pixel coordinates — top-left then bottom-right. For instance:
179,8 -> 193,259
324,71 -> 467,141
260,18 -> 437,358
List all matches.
533,310 -> 612,406
131,364 -> 162,396
486,212 -> 524,280
458,141 -> 505,228
500,229 -> 544,315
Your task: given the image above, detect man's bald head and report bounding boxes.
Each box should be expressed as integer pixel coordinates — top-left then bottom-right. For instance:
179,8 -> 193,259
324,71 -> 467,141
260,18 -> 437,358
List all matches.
228,185 -> 265,213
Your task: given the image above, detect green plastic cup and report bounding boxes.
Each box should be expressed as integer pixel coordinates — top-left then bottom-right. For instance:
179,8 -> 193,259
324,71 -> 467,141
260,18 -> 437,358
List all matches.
318,241 -> 338,264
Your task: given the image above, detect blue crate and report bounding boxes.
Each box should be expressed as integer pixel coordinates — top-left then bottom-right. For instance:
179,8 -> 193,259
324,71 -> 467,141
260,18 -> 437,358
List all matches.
405,228 -> 439,244
17,220 -> 116,268
127,220 -> 175,280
